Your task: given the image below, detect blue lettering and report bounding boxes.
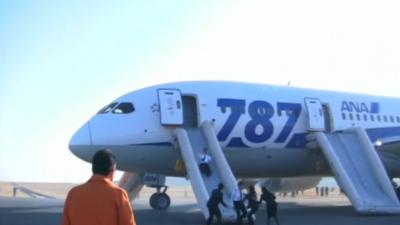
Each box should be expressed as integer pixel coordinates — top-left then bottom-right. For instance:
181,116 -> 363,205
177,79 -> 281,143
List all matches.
217,99 -> 301,145
245,101 -> 274,143
341,101 -> 350,112
349,102 -> 360,113
274,103 -> 302,143
341,101 -> 379,113
360,103 -> 369,113
217,99 -> 245,141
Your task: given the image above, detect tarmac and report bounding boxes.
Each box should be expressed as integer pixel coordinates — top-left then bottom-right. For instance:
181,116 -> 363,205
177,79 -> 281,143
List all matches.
1,196 -> 400,225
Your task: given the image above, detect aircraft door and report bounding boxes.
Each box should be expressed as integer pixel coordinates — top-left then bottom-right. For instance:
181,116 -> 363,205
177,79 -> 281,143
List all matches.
304,98 -> 325,131
157,89 -> 183,126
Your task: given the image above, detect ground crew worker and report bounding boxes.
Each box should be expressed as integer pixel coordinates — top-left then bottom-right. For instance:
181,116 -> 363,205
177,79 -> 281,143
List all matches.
245,186 -> 259,225
396,186 -> 400,201
206,183 -> 227,225
62,149 -> 136,225
259,186 -> 280,225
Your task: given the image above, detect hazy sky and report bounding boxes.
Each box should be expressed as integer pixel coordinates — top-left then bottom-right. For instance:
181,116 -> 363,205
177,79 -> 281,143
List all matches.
1,1 -> 400,182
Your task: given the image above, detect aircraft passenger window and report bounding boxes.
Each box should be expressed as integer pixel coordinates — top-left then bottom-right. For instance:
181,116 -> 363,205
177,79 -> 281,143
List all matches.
356,114 -> 361,121
363,114 -> 368,121
342,113 -> 346,120
349,113 -> 354,120
97,102 -> 118,114
112,102 -> 135,114
383,115 -> 388,122
397,116 -> 400,123
370,114 -> 375,122
377,115 -> 381,122
390,116 -> 394,123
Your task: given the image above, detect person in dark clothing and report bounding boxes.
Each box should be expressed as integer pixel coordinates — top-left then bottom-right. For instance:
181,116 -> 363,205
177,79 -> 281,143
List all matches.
207,183 -> 227,225
259,187 -> 280,225
396,186 -> 400,201
245,186 -> 259,225
393,180 -> 400,201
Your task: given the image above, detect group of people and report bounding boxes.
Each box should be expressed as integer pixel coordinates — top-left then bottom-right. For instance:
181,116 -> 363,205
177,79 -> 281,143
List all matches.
200,149 -> 280,225
207,181 -> 280,225
62,148 -> 279,225
315,186 -> 331,197
60,148 -> 400,225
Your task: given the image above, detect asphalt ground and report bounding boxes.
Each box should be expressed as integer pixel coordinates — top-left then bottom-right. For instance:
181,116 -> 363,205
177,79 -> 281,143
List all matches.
1,196 -> 400,225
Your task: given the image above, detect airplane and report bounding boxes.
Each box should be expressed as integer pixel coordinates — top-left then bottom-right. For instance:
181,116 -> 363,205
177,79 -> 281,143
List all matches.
69,81 -> 400,220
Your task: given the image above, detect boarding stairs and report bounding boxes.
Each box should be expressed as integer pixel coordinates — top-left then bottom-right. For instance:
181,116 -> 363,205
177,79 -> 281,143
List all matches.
310,127 -> 400,214
173,121 -> 237,221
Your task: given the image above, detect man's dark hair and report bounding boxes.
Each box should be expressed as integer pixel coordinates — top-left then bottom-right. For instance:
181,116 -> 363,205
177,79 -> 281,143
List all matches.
92,149 -> 116,175
218,183 -> 224,190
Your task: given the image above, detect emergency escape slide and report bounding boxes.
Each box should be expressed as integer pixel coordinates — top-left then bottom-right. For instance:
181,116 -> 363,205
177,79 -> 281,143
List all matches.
173,121 -> 237,221
313,127 -> 400,214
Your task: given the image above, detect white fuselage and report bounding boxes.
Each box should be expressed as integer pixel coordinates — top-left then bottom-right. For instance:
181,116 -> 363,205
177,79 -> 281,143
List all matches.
69,81 -> 400,178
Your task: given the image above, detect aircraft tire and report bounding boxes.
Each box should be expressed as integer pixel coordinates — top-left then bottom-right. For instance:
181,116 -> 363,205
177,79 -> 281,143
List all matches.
150,193 -> 170,210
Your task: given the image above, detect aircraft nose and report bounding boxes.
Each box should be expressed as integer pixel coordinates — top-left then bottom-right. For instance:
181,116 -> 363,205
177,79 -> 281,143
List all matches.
69,123 -> 92,160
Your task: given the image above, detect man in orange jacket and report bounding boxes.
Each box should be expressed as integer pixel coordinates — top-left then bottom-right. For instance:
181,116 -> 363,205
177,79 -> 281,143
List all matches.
62,149 -> 136,225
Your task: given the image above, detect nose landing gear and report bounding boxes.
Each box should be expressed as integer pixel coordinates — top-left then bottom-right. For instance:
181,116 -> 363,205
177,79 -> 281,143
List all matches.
142,173 -> 171,210
149,186 -> 170,210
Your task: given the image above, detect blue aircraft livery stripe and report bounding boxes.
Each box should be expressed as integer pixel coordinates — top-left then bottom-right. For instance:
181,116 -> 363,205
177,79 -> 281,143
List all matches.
130,126 -> 400,149
133,142 -> 172,146
285,133 -> 308,149
227,137 -> 248,148
365,126 -> 400,142
284,126 -> 400,149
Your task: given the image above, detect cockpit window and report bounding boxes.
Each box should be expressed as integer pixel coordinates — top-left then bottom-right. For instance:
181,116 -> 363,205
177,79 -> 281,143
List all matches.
112,102 -> 135,114
97,102 -> 118,114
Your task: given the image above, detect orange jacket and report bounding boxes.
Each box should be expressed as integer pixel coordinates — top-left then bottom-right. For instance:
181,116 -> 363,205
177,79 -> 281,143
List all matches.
62,175 -> 136,225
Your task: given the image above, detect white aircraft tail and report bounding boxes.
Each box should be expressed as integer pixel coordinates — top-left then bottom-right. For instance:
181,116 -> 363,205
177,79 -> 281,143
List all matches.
173,122 -> 237,221
312,127 -> 400,214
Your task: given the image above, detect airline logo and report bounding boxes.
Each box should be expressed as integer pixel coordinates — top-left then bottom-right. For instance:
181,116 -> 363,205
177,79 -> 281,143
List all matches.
341,101 -> 380,114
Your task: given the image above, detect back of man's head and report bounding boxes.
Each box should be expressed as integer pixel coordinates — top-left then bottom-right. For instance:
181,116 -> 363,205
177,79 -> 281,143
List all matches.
92,149 -> 116,176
